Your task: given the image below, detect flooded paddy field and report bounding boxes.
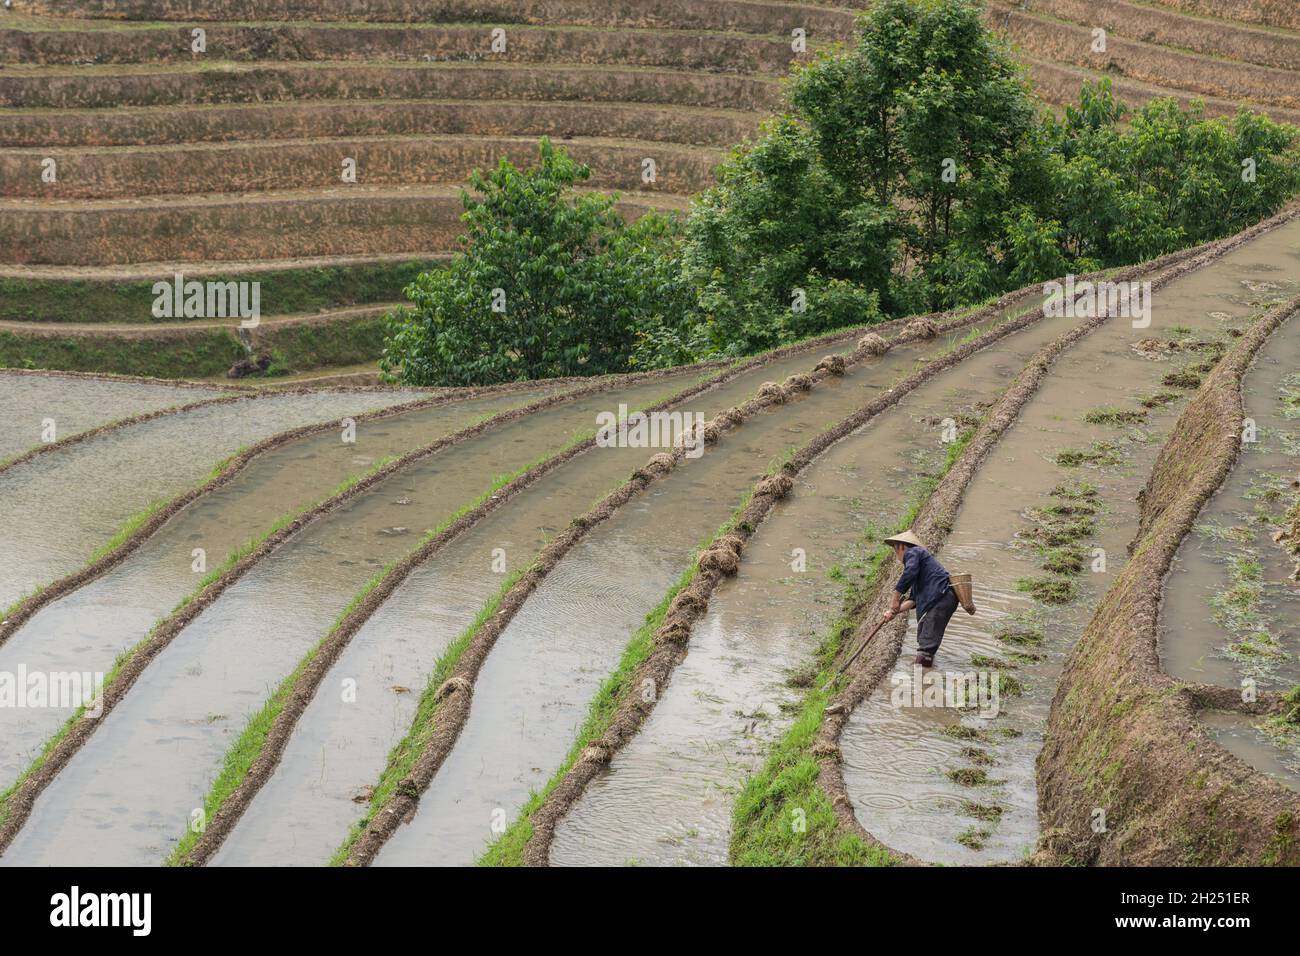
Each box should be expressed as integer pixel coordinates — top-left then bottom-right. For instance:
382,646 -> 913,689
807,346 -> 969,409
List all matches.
0,371 -> 229,462
2,212 -> 1296,872
839,215 -> 1300,865
0,388 -> 427,610
207,342 -> 877,865
370,310 -> 1042,866
372,368 -> 919,864
1202,710 -> 1300,793
1160,313 -> 1300,691
547,306 -> 1080,866
0,384 -> 555,794
0,372 -> 702,865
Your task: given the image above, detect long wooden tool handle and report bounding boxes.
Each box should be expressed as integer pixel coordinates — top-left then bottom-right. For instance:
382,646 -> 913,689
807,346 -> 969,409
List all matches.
831,616 -> 889,683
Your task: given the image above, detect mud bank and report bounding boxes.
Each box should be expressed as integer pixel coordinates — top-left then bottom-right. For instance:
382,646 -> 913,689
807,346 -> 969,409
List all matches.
1038,292 -> 1300,865
546,308 -> 1078,866
0,370 -> 228,462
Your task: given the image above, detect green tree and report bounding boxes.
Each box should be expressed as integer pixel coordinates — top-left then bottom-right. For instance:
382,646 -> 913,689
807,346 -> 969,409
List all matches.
381,138 -> 690,386
1037,80 -> 1299,266
669,117 -> 888,360
384,3 -> 1300,380
678,0 -> 1040,333
673,0 -> 1298,352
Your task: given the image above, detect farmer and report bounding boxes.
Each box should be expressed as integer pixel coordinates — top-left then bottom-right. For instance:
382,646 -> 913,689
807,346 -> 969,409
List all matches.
880,529 -> 958,668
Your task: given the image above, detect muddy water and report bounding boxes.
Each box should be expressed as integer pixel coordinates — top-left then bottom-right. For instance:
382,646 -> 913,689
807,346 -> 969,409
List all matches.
0,373 -> 229,463
547,315 -> 1088,866
0,389 -> 428,610
840,217 -> 1300,865
0,386 -> 557,795
1160,314 -> 1300,690
370,320 -> 1036,867
1202,711 -> 1300,793
208,344 -> 877,865
0,373 -> 713,867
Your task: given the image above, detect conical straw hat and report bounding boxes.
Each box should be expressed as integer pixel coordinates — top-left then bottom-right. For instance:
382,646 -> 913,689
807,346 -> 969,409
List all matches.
882,529 -> 925,548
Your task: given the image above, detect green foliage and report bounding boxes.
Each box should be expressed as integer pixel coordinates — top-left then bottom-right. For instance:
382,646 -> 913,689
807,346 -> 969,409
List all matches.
1039,85 -> 1300,265
0,329 -> 247,379
381,0 -> 1300,385
676,0 -> 1299,329
668,116 -> 889,360
381,138 -> 693,386
684,0 -> 1037,322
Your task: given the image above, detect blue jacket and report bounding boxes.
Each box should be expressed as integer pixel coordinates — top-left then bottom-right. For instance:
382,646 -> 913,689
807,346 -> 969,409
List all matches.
894,546 -> 951,620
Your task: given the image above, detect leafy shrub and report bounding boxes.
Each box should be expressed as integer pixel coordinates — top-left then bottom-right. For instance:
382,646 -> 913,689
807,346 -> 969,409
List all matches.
381,139 -> 693,386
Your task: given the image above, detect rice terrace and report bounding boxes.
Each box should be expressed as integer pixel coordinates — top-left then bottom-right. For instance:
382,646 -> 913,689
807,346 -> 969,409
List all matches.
0,0 -> 1299,910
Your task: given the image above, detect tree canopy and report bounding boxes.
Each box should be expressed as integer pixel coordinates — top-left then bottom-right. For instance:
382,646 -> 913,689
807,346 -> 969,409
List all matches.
384,0 -> 1300,385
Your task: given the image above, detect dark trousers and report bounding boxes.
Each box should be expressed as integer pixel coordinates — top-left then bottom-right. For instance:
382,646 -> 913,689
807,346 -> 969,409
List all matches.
916,587 -> 959,656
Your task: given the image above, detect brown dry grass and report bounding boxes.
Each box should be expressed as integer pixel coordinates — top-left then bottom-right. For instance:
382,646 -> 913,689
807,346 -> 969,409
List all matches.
1147,0 -> 1300,33
0,188 -> 677,265
992,6 -> 1300,109
0,100 -> 756,150
0,137 -> 720,200
0,22 -> 800,73
0,61 -> 781,112
19,0 -> 858,35
1022,56 -> 1300,126
1018,0 -> 1300,71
